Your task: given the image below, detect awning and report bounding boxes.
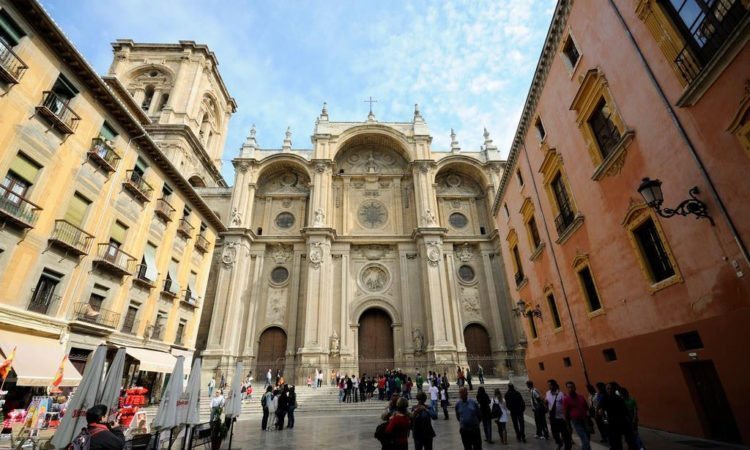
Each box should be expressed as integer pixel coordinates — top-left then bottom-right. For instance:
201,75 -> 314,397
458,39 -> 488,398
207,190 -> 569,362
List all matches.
170,349 -> 193,376
125,347 -> 176,374
0,330 -> 82,387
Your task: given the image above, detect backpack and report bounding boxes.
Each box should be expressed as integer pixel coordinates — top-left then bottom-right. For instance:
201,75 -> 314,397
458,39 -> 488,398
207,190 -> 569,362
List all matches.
68,426 -> 105,450
261,393 -> 267,407
374,421 -> 390,444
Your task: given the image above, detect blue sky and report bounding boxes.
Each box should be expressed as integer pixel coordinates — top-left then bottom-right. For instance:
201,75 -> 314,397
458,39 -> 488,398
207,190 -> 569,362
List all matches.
40,0 -> 555,183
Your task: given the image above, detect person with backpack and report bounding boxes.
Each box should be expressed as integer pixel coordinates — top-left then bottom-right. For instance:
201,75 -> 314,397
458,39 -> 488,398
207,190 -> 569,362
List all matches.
70,404 -> 125,450
476,386 -> 493,443
385,398 -> 411,450
492,388 -> 509,445
261,386 -> 273,431
504,383 -> 526,442
412,391 -> 437,450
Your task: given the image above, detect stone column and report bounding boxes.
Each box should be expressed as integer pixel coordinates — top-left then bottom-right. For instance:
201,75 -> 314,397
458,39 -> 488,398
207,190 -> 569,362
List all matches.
481,250 -> 506,353
241,250 -> 265,359
229,162 -> 251,228
444,248 -> 467,353
397,248 -> 415,357
285,246 -> 304,382
415,231 -> 455,357
299,230 -> 335,356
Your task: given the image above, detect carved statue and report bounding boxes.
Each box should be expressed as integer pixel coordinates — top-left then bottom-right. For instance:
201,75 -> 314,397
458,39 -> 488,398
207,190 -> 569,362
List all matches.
422,209 -> 437,226
412,328 -> 425,354
231,207 -> 242,226
330,330 -> 340,354
313,208 -> 325,226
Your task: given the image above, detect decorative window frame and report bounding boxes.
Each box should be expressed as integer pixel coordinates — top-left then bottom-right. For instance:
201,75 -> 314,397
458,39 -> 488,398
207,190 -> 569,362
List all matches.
520,197 -> 545,261
533,115 -> 547,144
570,68 -> 635,181
572,253 -> 605,317
526,309 -> 539,341
728,80 -> 750,158
622,201 -> 683,293
543,284 -> 563,332
558,28 -> 583,76
506,228 -> 528,290
539,146 -> 584,244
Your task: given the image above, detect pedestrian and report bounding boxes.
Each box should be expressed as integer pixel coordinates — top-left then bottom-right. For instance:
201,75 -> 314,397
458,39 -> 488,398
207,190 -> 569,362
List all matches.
220,373 -> 226,389
287,385 -> 297,429
210,390 -> 225,422
275,385 -> 289,430
492,388 -> 509,445
353,375 -> 360,402
318,369 -> 324,388
266,369 -> 272,387
504,383 -> 526,442
429,381 -> 439,416
476,386 -> 493,443
466,368 -> 473,390
261,386 -> 273,431
563,381 -> 592,450
598,383 -> 637,450
455,387 -> 482,450
622,388 -> 646,450
385,397 -> 412,450
457,367 -> 465,387
546,379 -> 572,450
346,375 -> 354,403
207,376 -> 215,398
83,404 -> 125,450
360,374 -> 368,402
527,380 -> 550,439
412,392 -> 436,450
477,365 -> 485,385
590,383 -> 608,443
416,372 -> 425,393
439,384 -> 450,420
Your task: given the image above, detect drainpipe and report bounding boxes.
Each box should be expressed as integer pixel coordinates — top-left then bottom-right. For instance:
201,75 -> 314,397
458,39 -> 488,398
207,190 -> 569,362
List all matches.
607,0 -> 750,268
520,141 -> 591,386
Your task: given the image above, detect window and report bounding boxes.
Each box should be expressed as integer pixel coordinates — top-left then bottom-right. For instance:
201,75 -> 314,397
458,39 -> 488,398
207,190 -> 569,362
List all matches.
275,212 -> 295,229
162,183 -> 173,197
551,173 -> 574,233
139,242 -> 158,283
603,348 -> 618,362
503,203 -> 510,219
142,85 -> 155,111
88,292 -> 104,311
0,9 -> 25,46
624,205 -> 682,290
512,245 -> 524,286
271,267 -> 289,284
561,34 -> 580,69
534,118 -> 546,141
122,305 -> 138,334
576,261 -> 603,313
186,272 -> 197,302
547,293 -> 562,329
51,74 -> 78,102
164,259 -> 180,294
538,362 -> 545,371
153,312 -> 166,340
2,153 -> 40,203
175,320 -> 186,345
540,147 -> 582,244
675,330 -> 703,351
458,265 -> 475,282
28,269 -> 62,314
563,357 -> 572,367
158,93 -> 169,111
528,217 -> 541,249
516,169 -> 524,187
527,314 -> 538,339
521,198 -> 542,252
634,218 -> 676,282
449,212 -> 468,228
133,157 -> 148,177
588,98 -> 622,159
64,192 -> 91,227
100,121 -> 117,142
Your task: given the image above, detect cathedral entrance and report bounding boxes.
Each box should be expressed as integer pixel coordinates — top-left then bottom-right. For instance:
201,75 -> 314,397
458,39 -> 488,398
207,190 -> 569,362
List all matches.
464,324 -> 492,374
358,308 -> 394,377
257,327 -> 287,382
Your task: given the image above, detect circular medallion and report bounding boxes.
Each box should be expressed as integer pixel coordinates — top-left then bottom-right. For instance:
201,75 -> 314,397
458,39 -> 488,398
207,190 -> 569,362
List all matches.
458,265 -> 476,282
275,212 -> 295,229
357,200 -> 388,229
359,264 -> 390,293
270,266 -> 289,284
446,174 -> 462,187
280,173 -> 297,186
449,212 -> 468,228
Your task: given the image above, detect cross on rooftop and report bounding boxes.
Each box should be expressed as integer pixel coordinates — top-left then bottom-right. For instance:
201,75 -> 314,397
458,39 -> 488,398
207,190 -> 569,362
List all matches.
364,96 -> 378,114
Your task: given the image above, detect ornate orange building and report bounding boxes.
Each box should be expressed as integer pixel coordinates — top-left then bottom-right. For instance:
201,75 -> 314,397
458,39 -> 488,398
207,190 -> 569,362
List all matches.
494,0 -> 749,444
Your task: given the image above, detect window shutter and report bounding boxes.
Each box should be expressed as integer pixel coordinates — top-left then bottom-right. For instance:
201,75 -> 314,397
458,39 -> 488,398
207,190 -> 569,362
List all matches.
144,243 -> 158,281
64,193 -> 90,227
188,272 -> 197,294
135,157 -> 148,172
0,10 -> 25,46
100,122 -> 117,141
110,221 -> 128,244
9,153 -> 41,184
168,260 -> 180,293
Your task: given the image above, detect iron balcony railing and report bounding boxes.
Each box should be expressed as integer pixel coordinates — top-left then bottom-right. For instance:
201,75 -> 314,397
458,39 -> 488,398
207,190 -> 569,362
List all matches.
121,317 -> 139,335
154,198 -> 175,222
27,288 -> 60,315
554,208 -> 576,237
590,110 -> 621,159
674,0 -> 748,83
0,37 -> 28,84
177,217 -> 194,238
0,184 -> 41,229
181,289 -> 197,307
94,243 -> 137,276
88,138 -> 121,173
49,219 -> 94,255
195,234 -> 210,253
36,91 -> 81,134
123,170 -> 154,202
72,302 -> 120,329
162,278 -> 180,297
133,263 -> 155,285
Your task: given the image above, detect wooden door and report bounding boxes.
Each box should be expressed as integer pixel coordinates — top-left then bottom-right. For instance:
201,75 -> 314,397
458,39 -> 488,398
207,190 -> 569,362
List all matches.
681,361 -> 742,443
256,327 -> 287,382
358,309 -> 394,377
464,324 -> 492,373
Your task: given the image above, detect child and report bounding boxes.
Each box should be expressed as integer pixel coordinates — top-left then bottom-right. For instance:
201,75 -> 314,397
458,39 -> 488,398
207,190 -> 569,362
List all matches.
307,376 -> 312,388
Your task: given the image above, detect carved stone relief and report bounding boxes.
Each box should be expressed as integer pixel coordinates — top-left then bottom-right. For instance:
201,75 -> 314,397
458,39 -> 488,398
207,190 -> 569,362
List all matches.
309,242 -> 328,269
357,200 -> 388,229
461,286 -> 481,318
266,288 -> 287,324
455,243 -> 475,262
222,242 -> 238,268
425,241 -> 442,267
359,264 -> 390,293
336,147 -> 407,175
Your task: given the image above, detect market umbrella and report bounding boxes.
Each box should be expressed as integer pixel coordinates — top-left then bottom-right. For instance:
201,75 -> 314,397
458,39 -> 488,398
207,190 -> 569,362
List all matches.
224,362 -> 243,419
179,357 -> 202,426
98,347 -> 126,422
152,355 -> 184,433
50,344 -> 107,449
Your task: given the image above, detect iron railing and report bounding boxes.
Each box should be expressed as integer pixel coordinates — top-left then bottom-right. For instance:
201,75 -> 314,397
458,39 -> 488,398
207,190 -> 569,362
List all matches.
88,138 -> 121,173
36,91 -> 80,134
49,219 -> 94,255
27,288 -> 60,315
177,217 -> 194,238
154,198 -> 175,221
195,234 -> 210,253
0,184 -> 41,228
181,289 -> 197,307
95,242 -> 137,275
133,263 -> 155,285
0,37 -> 28,84
162,278 -> 180,296
589,108 -> 621,158
554,208 -> 576,236
123,170 -> 154,202
72,302 -> 120,328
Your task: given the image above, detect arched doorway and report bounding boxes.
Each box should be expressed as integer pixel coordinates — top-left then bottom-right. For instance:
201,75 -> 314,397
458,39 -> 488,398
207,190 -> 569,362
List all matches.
464,324 -> 492,374
256,327 -> 287,382
358,308 -> 394,377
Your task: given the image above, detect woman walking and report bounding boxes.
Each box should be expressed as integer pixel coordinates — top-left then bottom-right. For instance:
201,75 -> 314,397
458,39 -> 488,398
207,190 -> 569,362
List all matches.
492,388 -> 509,445
412,392 -> 437,450
477,386 -> 493,443
385,398 -> 412,450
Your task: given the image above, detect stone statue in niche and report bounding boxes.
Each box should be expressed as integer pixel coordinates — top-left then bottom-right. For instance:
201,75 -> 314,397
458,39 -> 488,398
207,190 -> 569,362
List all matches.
313,208 -> 325,226
230,207 -> 242,226
412,328 -> 425,354
422,209 -> 437,226
330,330 -> 340,355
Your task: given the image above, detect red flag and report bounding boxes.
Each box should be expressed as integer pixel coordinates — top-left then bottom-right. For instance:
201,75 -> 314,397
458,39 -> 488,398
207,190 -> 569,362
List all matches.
0,346 -> 16,380
52,355 -> 67,388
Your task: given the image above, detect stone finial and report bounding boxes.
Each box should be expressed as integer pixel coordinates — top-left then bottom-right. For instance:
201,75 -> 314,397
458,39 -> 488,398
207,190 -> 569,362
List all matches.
482,127 -> 497,151
282,126 -> 292,152
413,103 -> 424,123
450,128 -> 460,153
240,124 -> 258,157
320,102 -> 329,121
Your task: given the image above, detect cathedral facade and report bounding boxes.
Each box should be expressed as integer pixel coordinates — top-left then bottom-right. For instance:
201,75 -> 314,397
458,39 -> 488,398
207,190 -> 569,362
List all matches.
198,106 -> 524,383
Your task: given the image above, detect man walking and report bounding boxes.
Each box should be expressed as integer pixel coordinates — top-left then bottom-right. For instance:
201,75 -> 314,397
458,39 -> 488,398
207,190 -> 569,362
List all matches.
261,386 -> 273,430
547,379 -> 572,450
504,384 -> 526,442
210,390 -> 224,422
207,376 -> 215,398
429,381 -> 439,416
455,387 -> 483,450
563,381 -> 591,450
527,380 -> 549,439
266,369 -> 272,388
477,365 -> 485,385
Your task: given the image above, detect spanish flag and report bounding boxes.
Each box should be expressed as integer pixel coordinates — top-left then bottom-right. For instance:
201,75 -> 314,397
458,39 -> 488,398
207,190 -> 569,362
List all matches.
0,346 -> 16,381
51,355 -> 67,388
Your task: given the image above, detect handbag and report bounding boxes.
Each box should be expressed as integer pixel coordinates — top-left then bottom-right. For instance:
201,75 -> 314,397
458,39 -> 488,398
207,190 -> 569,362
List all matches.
374,421 -> 390,444
548,393 -> 559,420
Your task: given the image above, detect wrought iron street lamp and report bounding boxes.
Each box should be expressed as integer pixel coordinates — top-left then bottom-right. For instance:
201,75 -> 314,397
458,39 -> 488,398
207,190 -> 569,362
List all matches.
514,299 -> 542,319
637,177 -> 714,225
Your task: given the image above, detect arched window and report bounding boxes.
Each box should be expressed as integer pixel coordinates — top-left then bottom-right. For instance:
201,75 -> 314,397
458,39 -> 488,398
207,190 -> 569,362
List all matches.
158,93 -> 169,111
142,85 -> 155,112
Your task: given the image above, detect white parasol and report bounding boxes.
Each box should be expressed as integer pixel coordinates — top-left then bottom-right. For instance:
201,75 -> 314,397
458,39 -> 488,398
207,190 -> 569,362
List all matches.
50,344 -> 107,449
98,347 -> 126,422
177,357 -> 202,425
224,362 -> 243,419
152,355 -> 184,430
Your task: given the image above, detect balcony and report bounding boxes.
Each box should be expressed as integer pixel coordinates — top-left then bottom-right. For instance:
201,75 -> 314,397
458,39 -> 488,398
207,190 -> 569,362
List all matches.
93,243 -> 137,278
132,264 -> 156,289
70,302 -> 120,336
49,219 -> 94,256
176,217 -> 194,239
123,170 -> 153,203
0,38 -> 28,84
35,91 -> 80,135
195,234 -> 210,253
121,317 -> 139,335
87,138 -> 121,174
154,198 -> 175,222
0,184 -> 41,229
554,208 -> 576,237
161,278 -> 180,298
180,290 -> 198,309
27,288 -> 60,315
